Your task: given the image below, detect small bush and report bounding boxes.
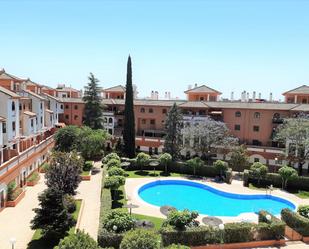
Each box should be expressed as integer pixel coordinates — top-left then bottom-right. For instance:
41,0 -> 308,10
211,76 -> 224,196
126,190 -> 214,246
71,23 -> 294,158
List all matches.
107,159 -> 121,169
225,168 -> 233,184
103,153 -> 121,164
257,210 -> 285,240
98,229 -> 124,249
243,170 -> 249,186
163,209 -> 199,230
55,230 -> 101,249
102,209 -> 135,233
223,222 -> 254,243
27,172 -> 40,183
298,205 -> 309,219
108,167 -> 125,176
41,162 -> 50,171
281,208 -> 309,236
136,152 -> 151,170
7,181 -> 18,201
213,160 -> 229,176
83,161 -> 93,172
120,229 -> 159,249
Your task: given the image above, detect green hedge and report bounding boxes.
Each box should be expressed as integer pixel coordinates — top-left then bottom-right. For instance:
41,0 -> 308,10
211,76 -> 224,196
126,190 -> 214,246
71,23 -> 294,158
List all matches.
257,211 -> 285,240
281,208 -> 309,236
98,229 -> 124,249
244,170 -> 309,191
160,226 -> 220,247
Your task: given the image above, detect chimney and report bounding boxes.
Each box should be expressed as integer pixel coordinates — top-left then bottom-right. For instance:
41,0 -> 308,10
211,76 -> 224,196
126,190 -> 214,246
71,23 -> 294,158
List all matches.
241,91 -> 245,102
269,92 -> 273,102
168,92 -> 171,99
188,85 -> 192,90
231,91 -> 234,101
194,83 -> 197,88
247,92 -> 249,101
252,91 -> 256,101
151,90 -> 154,99
155,91 -> 159,100
258,93 -> 261,99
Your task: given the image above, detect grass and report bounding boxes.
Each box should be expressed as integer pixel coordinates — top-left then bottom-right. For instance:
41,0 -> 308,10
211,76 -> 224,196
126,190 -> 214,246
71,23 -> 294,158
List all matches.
295,191 -> 309,199
132,213 -> 164,230
248,183 -> 272,191
27,199 -> 82,249
81,170 -> 90,176
125,170 -> 182,178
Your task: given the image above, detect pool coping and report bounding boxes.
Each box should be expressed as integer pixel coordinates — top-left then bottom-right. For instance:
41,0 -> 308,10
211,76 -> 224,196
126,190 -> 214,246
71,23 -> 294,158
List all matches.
125,177 -> 308,224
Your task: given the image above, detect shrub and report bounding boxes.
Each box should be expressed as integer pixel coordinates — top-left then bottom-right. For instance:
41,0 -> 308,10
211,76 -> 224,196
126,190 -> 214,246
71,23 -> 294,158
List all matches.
225,168 -> 233,184
213,160 -> 229,177
160,226 -> 220,247
223,222 -> 254,243
7,181 -> 19,201
163,209 -> 199,230
27,172 -> 40,183
186,157 -> 203,176
243,170 -> 250,186
136,152 -> 150,170
159,153 -> 172,173
55,230 -> 101,249
107,159 -> 121,169
164,244 -> 190,249
98,229 -> 124,249
298,205 -> 309,219
120,229 -> 159,249
257,211 -> 285,240
102,209 -> 135,233
250,162 -> 268,185
103,153 -> 121,164
281,208 -> 309,236
83,161 -> 93,172
278,166 -> 298,189
108,167 -> 125,176
41,162 -> 50,171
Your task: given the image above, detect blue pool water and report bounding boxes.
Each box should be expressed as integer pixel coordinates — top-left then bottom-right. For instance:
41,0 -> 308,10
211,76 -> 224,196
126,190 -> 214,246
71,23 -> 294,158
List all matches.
138,180 -> 296,216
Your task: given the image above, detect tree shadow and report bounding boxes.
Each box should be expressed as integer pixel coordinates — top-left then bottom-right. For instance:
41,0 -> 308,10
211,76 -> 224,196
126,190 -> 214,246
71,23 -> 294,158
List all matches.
112,189 -> 125,209
148,172 -> 159,177
159,172 -> 171,177
27,237 -> 58,249
135,170 -> 149,176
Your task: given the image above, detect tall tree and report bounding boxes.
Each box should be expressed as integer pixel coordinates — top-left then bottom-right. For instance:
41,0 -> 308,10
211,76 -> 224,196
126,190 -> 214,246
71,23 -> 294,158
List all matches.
83,73 -> 104,129
229,145 -> 249,174
123,56 -> 136,158
182,116 -> 238,159
275,116 -> 309,175
31,188 -> 75,240
45,151 -> 83,195
163,103 -> 183,160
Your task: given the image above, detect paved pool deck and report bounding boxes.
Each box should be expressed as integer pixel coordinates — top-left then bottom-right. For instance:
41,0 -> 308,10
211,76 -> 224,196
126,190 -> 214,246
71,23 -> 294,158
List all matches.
124,176 -> 309,224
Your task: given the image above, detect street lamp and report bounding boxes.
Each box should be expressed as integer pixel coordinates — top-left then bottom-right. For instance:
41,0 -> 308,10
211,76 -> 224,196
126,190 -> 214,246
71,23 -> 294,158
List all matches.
9,237 -> 16,249
112,225 -> 118,232
274,157 -> 278,173
266,214 -> 271,222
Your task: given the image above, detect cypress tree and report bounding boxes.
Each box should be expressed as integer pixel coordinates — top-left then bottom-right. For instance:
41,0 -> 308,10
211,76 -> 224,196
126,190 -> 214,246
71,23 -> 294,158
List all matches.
163,103 -> 183,160
123,56 -> 135,158
83,73 -> 104,129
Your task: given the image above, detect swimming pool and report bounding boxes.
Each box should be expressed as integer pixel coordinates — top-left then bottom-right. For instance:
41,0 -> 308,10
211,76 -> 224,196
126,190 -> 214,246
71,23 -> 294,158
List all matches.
138,180 -> 296,216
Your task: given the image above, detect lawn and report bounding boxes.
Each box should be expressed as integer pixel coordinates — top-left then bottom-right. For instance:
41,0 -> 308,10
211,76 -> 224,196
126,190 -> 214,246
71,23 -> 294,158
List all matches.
295,191 -> 309,199
125,170 -> 182,178
27,199 -> 82,249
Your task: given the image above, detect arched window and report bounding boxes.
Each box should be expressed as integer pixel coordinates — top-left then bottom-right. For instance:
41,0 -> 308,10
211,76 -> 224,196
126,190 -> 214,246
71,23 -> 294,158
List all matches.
108,118 -> 113,124
235,111 -> 241,117
12,101 -> 15,111
254,112 -> 260,119
149,108 -> 154,113
103,117 -> 107,123
140,108 -> 145,113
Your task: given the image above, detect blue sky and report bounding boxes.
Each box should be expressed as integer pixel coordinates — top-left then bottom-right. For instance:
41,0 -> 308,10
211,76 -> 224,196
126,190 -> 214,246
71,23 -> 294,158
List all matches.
1,0 -> 309,100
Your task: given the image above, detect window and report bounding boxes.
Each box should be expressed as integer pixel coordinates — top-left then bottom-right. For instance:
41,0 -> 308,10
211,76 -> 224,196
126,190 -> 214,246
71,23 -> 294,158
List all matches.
200,97 -> 204,101
234,124 -> 240,131
65,115 -> 69,119
23,104 -> 25,110
141,119 -> 146,124
40,117 -> 43,124
140,108 -> 145,113
12,102 -> 15,111
74,115 -> 78,120
60,104 -> 64,110
235,111 -> 241,117
253,125 -> 259,132
252,139 -> 261,146
149,108 -> 154,113
254,158 -> 260,163
40,103 -> 43,110
74,105 -> 78,110
2,123 -> 6,133
162,109 -> 167,114
108,118 -> 113,124
12,121 -> 16,131
31,119 -> 34,127
65,105 -> 69,109
254,112 -> 260,119
273,113 -> 280,119
150,119 -> 155,125
19,104 -> 22,110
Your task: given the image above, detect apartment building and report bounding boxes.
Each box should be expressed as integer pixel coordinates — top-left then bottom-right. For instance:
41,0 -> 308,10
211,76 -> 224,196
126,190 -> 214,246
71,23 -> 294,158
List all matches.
0,69 -> 67,211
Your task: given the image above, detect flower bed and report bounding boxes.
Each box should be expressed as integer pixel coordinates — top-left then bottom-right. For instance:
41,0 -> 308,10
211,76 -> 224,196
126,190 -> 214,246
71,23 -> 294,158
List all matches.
6,189 -> 25,207
27,172 -> 40,186
81,171 -> 91,181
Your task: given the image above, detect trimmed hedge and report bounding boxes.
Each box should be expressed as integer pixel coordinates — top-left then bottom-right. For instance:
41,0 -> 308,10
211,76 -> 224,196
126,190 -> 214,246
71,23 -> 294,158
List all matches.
257,211 -> 285,240
281,208 -> 309,236
244,170 -> 309,191
98,229 -> 124,249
